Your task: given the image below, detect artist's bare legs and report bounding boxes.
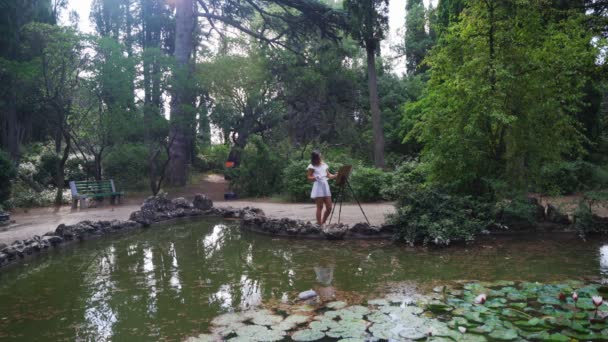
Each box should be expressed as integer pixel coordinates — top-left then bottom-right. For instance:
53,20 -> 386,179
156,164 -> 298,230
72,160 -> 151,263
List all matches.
315,198 -> 324,224
322,197 -> 332,224
315,197 -> 333,225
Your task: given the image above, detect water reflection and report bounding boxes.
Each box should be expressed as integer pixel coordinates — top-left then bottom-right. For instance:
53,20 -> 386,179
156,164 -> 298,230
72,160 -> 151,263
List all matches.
600,245 -> 608,277
314,264 -> 336,300
1,220 -> 608,341
81,246 -> 118,341
239,275 -> 262,309
211,284 -> 233,309
169,243 -> 182,292
202,224 -> 225,258
143,247 -> 157,316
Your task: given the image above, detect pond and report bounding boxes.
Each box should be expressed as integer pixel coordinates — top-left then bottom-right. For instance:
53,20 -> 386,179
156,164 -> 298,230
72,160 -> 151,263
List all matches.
0,219 -> 607,341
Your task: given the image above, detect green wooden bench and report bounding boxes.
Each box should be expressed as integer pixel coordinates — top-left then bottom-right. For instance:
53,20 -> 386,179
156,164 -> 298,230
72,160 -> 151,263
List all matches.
69,180 -> 123,209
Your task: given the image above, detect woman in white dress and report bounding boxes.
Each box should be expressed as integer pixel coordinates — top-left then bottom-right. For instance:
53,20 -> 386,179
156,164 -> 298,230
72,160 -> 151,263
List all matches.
306,151 -> 336,225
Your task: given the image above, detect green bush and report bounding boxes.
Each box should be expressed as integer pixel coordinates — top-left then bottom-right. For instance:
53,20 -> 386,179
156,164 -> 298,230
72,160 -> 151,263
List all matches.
381,161 -> 426,201
8,179 -> 70,208
349,166 -> 387,202
197,144 -> 230,172
34,152 -> 60,186
103,143 -> 149,190
388,186 -> 494,246
571,201 -> 608,238
283,159 -> 312,202
538,160 -> 608,195
229,137 -> 285,197
0,151 -> 16,205
65,158 -> 88,182
495,197 -> 543,229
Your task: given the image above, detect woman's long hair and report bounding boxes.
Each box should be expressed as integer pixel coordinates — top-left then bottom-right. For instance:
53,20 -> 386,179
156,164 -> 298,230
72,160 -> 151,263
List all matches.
311,151 -> 322,166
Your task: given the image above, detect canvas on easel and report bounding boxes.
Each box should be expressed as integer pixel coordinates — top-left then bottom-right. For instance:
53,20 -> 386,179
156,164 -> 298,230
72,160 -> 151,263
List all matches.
335,165 -> 352,187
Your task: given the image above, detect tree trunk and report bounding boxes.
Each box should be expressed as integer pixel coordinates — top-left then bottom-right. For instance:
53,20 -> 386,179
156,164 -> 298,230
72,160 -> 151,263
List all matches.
94,153 -> 102,181
54,131 -> 71,206
5,86 -> 20,161
167,0 -> 195,186
366,44 -> 385,169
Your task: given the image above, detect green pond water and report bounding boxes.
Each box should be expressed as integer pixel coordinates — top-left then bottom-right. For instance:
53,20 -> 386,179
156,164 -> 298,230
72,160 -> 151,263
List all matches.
1,219 -> 608,341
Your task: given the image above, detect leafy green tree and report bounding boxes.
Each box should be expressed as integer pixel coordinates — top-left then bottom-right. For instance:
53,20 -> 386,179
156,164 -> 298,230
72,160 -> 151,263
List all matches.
406,0 -> 597,193
0,0 -> 61,160
22,23 -> 86,204
404,0 -> 434,75
344,0 -> 389,168
69,37 -> 137,181
200,48 -> 284,166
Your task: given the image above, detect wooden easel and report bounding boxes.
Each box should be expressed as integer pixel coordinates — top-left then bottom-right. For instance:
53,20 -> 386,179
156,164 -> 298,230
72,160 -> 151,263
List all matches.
328,165 -> 370,225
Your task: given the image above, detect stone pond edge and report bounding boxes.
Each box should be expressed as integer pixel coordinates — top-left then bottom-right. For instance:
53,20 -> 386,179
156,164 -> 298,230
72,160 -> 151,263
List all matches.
0,193 -> 396,270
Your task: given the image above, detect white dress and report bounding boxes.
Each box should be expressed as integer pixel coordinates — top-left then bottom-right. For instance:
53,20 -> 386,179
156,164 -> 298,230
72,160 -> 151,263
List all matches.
308,163 -> 331,199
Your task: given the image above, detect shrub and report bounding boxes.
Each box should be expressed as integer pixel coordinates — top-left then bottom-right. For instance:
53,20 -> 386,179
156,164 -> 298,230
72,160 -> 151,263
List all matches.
538,160 -> 608,195
8,179 -> 70,208
103,143 -> 149,190
495,197 -> 543,229
197,144 -> 230,172
0,151 -> 16,205
381,161 -> 426,201
349,166 -> 387,202
284,159 -> 313,202
229,137 -> 285,197
572,201 -> 608,237
65,158 -> 88,182
34,152 -> 60,186
388,186 -> 494,246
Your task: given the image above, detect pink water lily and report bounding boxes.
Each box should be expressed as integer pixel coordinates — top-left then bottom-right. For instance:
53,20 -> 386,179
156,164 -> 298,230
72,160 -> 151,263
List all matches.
572,292 -> 578,302
593,296 -> 603,307
474,294 -> 487,304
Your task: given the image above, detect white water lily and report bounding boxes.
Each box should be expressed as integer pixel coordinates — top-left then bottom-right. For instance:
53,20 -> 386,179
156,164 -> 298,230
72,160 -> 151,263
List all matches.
593,295 -> 603,307
458,326 -> 467,334
474,294 -> 487,304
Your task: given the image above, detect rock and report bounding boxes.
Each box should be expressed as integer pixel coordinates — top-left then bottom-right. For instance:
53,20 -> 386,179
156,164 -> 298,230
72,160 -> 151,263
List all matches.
349,223 -> 380,236
172,197 -> 192,209
219,207 -> 242,219
546,204 -> 571,225
193,194 -> 213,210
379,224 -> 397,234
1,246 -> 17,258
42,235 -> 63,246
322,224 -> 349,240
55,224 -> 74,240
298,290 -> 318,300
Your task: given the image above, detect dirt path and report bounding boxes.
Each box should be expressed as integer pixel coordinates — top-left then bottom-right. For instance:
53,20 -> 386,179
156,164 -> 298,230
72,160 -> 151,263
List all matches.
1,174 -> 395,245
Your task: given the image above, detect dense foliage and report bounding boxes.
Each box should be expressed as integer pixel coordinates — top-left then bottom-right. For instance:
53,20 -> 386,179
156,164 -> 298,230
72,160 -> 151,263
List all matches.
0,0 -> 608,240
0,151 -> 16,207
389,185 -> 495,246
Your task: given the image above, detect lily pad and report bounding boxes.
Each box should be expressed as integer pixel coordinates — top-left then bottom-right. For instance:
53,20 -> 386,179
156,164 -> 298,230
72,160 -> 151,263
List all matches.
211,312 -> 248,326
326,301 -> 348,310
291,329 -> 325,341
488,328 -> 518,341
249,310 -> 283,326
232,324 -> 285,341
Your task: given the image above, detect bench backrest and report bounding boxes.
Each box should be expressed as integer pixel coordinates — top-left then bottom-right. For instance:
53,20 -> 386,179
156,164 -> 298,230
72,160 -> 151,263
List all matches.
69,180 -> 116,196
